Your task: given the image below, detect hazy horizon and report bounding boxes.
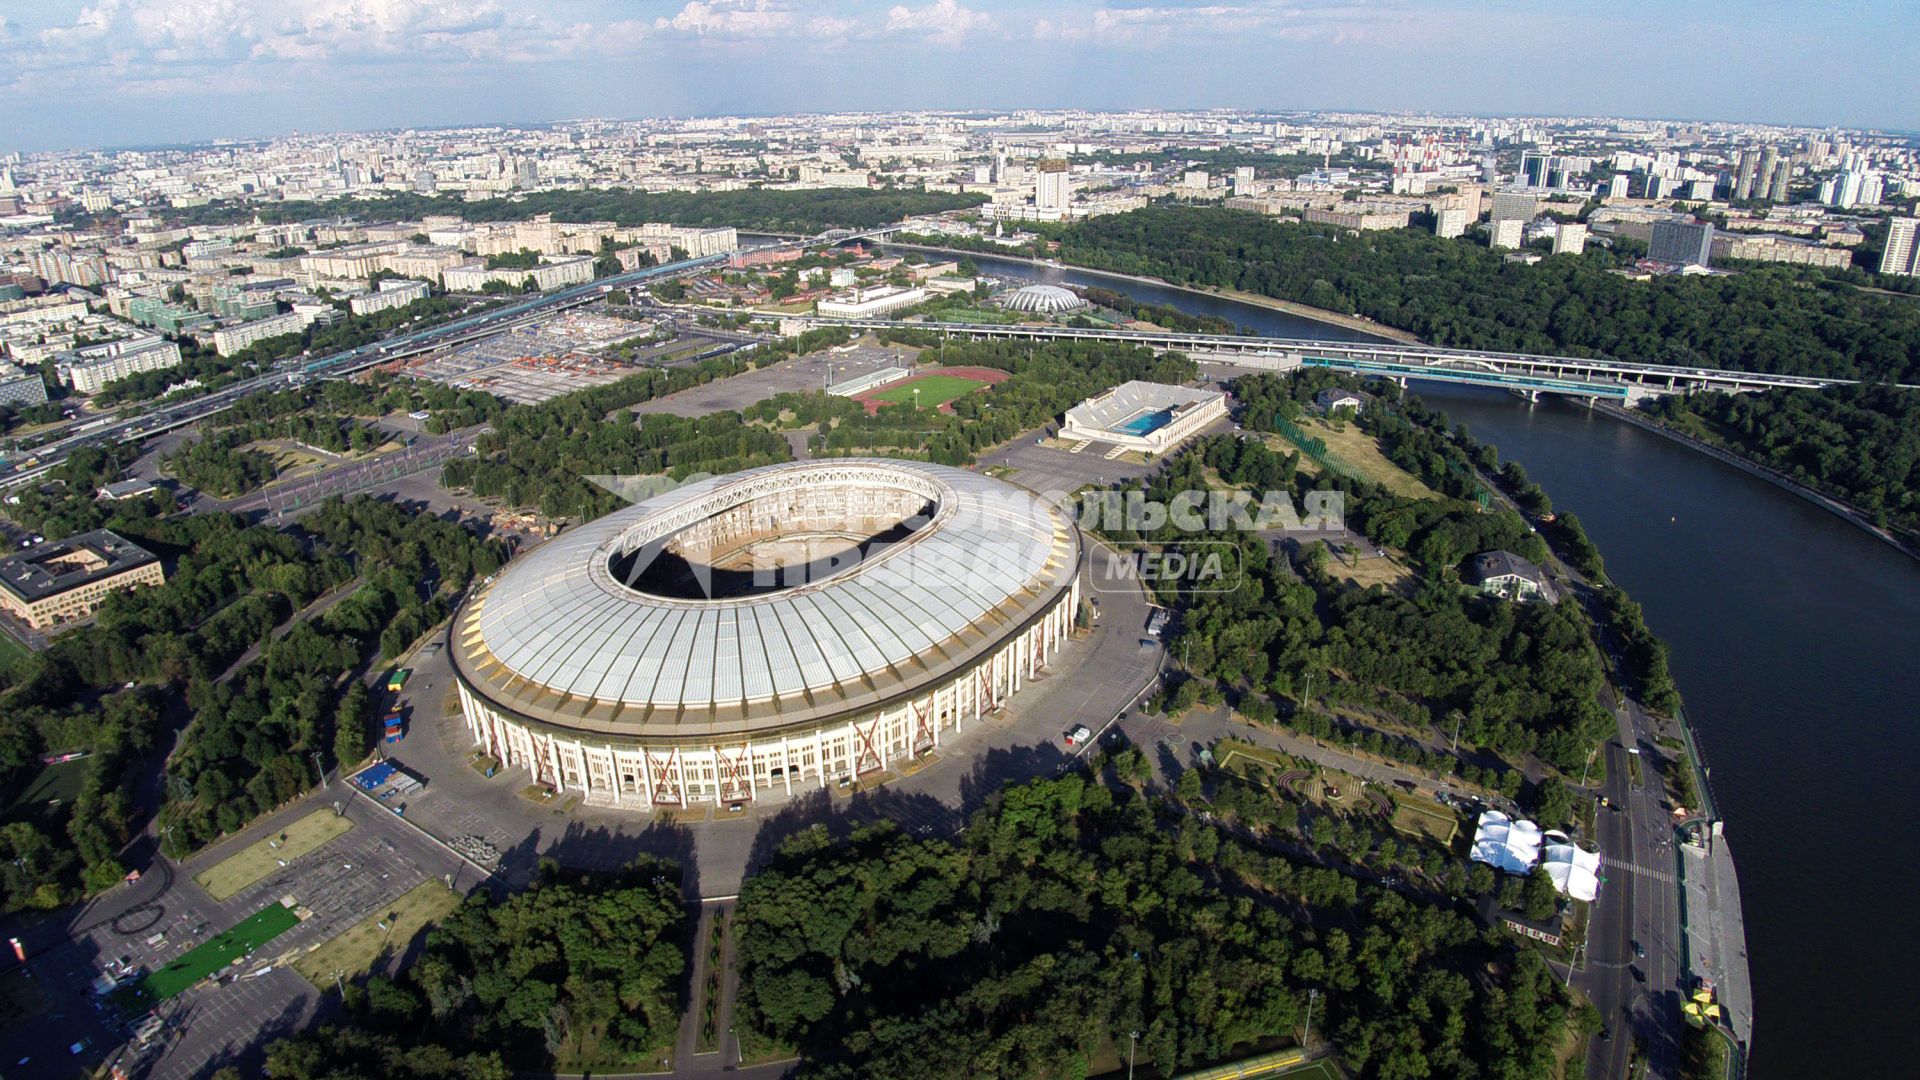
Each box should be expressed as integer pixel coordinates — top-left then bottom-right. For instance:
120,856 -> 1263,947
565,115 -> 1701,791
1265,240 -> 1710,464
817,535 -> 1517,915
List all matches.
5,0 -> 1915,154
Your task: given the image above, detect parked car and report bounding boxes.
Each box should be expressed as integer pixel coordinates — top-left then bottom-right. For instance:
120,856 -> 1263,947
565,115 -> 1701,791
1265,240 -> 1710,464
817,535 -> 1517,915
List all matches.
1063,724 -> 1093,747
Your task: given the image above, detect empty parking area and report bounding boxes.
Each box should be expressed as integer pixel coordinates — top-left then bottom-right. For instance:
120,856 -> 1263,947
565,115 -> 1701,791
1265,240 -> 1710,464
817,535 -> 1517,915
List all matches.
194,810 -> 356,901
633,339 -> 917,419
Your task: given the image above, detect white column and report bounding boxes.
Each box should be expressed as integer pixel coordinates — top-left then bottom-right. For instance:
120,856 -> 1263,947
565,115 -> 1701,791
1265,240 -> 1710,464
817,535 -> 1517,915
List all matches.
781,736 -> 794,796
639,750 -> 656,807
711,748 -> 724,806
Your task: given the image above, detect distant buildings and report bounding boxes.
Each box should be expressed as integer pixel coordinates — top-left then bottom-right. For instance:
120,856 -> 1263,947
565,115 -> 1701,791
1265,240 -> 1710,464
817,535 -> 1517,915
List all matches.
1648,220 -> 1714,267
1035,159 -> 1071,212
1606,175 -> 1631,200
0,530 -> 165,630
1489,218 -> 1525,251
212,310 -> 309,356
0,362 -> 47,408
1714,233 -> 1851,269
441,255 -> 594,294
54,333 -> 183,393
1303,208 -> 1409,232
349,278 -> 430,316
1552,223 -> 1588,256
1489,191 -> 1538,223
1882,217 -> 1920,277
1435,207 -> 1470,239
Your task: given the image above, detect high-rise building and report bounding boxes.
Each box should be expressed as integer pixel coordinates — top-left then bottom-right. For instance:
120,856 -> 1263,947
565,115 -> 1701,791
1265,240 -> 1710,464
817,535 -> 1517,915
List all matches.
1035,159 -> 1071,212
1435,207 -> 1470,239
1489,218 -> 1525,250
1765,160 -> 1791,203
1521,152 -> 1551,188
1490,191 -> 1538,223
1232,166 -> 1256,196
1553,223 -> 1588,256
1607,174 -> 1631,199
1182,169 -> 1210,191
1881,217 -> 1919,277
1649,220 -> 1714,267
1757,147 -> 1779,197
1732,148 -> 1760,200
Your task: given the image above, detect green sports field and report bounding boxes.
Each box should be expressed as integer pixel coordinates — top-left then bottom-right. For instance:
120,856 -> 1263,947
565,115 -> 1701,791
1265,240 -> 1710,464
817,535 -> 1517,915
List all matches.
143,902 -> 300,999
868,374 -> 990,409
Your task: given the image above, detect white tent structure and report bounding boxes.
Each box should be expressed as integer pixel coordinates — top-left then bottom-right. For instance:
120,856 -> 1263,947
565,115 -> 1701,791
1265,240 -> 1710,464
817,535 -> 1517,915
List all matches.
1470,810 -> 1544,876
1541,832 -> 1603,902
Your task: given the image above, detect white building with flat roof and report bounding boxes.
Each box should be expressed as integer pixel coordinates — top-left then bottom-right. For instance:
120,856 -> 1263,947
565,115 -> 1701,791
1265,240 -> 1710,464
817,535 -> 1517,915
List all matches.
212,311 -> 308,356
816,285 -> 926,319
350,278 -> 430,315
1061,381 -> 1228,454
54,333 -> 184,393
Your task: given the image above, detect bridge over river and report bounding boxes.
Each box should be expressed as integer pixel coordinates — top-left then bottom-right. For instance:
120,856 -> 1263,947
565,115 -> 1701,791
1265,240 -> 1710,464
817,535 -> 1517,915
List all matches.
776,316 -> 1890,402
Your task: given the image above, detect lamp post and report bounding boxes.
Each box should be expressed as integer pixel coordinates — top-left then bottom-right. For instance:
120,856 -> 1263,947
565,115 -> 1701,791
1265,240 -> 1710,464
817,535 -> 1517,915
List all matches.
1302,988 -> 1318,1048
1128,1031 -> 1138,1080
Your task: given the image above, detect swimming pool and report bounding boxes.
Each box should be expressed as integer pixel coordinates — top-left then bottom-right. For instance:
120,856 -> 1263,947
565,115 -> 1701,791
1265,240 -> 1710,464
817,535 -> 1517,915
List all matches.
1115,408 -> 1175,436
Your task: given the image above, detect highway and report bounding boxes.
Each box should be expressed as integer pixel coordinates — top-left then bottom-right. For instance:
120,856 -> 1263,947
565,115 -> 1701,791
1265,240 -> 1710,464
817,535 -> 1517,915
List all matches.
0,249 -> 745,492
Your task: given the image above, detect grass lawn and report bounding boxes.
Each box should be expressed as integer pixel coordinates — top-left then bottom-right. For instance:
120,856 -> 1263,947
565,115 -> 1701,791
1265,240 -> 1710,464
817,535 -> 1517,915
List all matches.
868,374 -> 990,409
293,880 -> 460,986
0,632 -> 27,676
194,810 -> 354,901
143,902 -> 300,999
1289,418 -> 1438,499
2,756 -> 90,829
1319,542 -> 1414,592
1390,797 -> 1461,845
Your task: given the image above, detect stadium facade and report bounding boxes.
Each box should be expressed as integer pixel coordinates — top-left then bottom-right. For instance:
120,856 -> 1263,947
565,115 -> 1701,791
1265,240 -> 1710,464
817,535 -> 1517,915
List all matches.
451,459 -> 1082,809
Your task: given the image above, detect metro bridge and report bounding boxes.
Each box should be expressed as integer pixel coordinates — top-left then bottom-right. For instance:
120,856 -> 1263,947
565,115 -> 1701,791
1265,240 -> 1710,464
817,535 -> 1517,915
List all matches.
775,316 -> 1874,402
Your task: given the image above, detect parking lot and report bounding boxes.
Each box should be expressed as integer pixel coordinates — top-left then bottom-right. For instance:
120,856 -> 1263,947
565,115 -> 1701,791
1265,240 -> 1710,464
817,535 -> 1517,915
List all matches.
632,339 -> 917,419
3,788 -> 472,1080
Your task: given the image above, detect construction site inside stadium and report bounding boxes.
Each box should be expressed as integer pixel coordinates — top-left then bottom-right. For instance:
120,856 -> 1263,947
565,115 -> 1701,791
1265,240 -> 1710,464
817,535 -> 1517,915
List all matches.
450,459 -> 1083,809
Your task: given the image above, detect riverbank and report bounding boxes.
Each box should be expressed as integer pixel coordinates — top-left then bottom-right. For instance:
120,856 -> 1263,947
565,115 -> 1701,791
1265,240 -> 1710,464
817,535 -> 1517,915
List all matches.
1593,402 -> 1920,563
880,240 -> 1418,343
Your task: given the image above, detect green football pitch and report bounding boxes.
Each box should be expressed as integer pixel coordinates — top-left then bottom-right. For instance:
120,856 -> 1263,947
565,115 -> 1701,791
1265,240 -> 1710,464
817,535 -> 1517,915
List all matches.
868,374 -> 990,409
143,902 -> 300,999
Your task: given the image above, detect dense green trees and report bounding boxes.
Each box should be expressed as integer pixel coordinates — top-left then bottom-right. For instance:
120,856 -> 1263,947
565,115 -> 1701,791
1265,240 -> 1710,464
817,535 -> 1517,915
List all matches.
1058,207 -> 1920,383
160,188 -> 986,233
157,499 -> 502,851
163,429 -> 278,497
1646,383 -> 1920,535
735,775 -> 1577,1079
262,864 -> 684,1075
1103,373 -> 1613,775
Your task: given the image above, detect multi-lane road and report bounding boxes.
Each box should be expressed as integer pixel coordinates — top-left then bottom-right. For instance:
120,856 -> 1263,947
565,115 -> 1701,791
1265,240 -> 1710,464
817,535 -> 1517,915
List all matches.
0,243 -> 787,492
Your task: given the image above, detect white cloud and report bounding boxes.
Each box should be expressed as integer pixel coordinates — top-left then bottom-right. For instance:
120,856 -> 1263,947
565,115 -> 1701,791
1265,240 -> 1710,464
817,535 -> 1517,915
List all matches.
655,1 -> 796,38
885,0 -> 996,47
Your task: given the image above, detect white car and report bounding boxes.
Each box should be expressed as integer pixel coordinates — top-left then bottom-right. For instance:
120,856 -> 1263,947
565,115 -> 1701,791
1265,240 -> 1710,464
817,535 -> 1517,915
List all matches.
1064,724 -> 1092,746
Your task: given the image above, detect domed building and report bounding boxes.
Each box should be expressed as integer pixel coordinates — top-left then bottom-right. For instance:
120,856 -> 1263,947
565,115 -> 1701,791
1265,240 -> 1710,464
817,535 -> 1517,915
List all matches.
450,459 -> 1083,810
999,283 -> 1088,316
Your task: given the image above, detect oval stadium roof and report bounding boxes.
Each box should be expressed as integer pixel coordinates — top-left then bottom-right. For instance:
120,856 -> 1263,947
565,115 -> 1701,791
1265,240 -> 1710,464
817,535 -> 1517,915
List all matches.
454,459 -> 1080,741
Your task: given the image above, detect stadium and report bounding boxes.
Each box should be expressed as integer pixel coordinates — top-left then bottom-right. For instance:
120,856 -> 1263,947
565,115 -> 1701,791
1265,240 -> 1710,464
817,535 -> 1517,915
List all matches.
450,459 -> 1083,809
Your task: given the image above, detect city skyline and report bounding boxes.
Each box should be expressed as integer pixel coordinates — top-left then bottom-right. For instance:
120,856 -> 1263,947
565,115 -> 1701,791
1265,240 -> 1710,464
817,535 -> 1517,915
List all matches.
4,0 -> 1917,152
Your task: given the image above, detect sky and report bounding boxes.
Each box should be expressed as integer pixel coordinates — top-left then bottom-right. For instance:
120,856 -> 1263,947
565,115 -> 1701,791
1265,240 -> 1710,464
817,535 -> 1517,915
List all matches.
3,0 -> 1914,152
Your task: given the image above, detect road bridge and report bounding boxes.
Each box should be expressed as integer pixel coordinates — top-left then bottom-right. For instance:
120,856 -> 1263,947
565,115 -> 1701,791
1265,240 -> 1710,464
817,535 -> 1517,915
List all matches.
776,316 -> 1879,402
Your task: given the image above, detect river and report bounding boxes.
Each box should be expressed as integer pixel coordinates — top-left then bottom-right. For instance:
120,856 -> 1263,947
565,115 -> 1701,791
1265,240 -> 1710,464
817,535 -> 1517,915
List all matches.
905,245 -> 1918,1079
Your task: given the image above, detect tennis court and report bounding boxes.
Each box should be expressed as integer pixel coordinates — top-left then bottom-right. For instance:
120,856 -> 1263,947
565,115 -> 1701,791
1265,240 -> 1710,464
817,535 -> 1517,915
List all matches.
142,902 -> 301,999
